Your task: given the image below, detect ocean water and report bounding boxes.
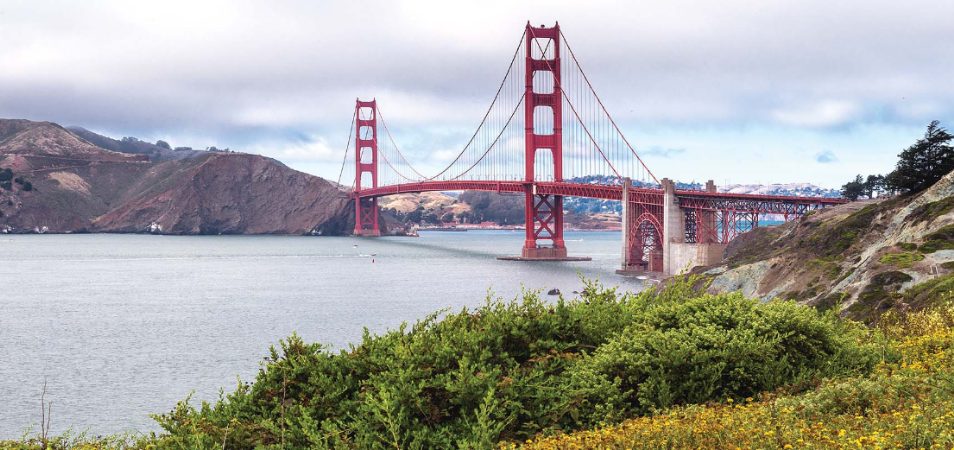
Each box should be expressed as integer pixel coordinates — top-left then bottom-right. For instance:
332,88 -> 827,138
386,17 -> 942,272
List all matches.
0,231 -> 646,438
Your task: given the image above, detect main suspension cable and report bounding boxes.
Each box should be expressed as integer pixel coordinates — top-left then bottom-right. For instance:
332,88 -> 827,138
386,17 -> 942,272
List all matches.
560,29 -> 659,185
425,29 -> 528,181
528,27 -> 621,179
337,108 -> 357,188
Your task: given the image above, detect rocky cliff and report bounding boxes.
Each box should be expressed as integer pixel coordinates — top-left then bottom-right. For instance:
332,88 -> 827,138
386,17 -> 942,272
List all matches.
0,119 -> 352,235
702,170 -> 953,322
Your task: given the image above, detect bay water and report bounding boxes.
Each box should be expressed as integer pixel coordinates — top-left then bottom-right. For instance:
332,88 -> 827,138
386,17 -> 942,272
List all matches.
0,231 -> 646,438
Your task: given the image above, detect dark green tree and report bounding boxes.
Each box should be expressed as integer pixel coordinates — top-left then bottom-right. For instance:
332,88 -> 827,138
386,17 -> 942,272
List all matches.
863,174 -> 884,198
841,174 -> 865,201
888,120 -> 954,193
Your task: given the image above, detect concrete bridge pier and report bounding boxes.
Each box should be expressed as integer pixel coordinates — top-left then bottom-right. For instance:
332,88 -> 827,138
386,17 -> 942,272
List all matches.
662,178 -> 726,276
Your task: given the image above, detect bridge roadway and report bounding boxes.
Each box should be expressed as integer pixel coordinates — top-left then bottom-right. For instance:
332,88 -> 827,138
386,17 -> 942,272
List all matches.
356,180 -> 845,209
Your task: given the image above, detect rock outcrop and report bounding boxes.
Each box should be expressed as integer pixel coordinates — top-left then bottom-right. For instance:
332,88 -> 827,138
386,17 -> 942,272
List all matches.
702,170 -> 954,322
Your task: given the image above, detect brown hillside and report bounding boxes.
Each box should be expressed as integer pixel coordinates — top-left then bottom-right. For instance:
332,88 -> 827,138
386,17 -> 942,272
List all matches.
0,119 -> 351,235
703,170 -> 954,322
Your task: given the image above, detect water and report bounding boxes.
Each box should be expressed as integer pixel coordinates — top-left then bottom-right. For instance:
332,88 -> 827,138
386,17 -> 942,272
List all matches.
0,231 -> 645,438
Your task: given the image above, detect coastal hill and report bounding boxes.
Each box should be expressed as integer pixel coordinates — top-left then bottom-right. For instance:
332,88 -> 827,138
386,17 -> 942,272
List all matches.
702,169 -> 953,322
0,119 -> 352,234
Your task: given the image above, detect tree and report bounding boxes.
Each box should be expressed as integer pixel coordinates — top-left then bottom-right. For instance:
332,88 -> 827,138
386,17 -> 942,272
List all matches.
424,212 -> 440,224
887,120 -> 954,193
863,174 -> 884,198
841,174 -> 865,201
155,140 -> 171,150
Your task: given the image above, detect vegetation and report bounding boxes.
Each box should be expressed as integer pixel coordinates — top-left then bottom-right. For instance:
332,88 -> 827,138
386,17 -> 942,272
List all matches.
842,120 -> 953,199
458,191 -> 524,225
517,304 -> 954,449
2,278 -> 884,449
909,196 -> 954,224
6,275 -> 954,449
805,202 -> 882,258
0,168 -> 32,192
0,167 -> 12,191
879,251 -> 925,268
919,224 -> 954,253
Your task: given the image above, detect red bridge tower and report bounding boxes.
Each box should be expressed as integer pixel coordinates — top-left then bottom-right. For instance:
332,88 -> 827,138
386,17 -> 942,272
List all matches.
354,99 -> 381,236
522,23 -> 567,259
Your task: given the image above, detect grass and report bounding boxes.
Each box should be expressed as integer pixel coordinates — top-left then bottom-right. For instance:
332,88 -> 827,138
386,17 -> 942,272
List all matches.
847,271 -> 913,323
919,224 -> 954,253
909,196 -> 954,224
514,304 -> 954,450
879,251 -> 926,268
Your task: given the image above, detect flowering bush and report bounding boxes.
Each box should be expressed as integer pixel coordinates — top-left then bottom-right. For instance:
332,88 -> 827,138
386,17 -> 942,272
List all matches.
515,304 -> 954,449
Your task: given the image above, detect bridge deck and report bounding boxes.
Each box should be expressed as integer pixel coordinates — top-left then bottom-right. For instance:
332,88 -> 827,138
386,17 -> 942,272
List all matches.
355,180 -> 846,207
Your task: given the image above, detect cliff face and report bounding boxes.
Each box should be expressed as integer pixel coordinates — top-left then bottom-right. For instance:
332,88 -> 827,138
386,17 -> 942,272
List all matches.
91,153 -> 351,235
0,119 -> 352,235
703,170 -> 954,322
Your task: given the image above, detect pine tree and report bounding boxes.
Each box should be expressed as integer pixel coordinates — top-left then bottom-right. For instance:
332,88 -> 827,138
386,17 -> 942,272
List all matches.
888,120 -> 954,193
841,174 -> 865,201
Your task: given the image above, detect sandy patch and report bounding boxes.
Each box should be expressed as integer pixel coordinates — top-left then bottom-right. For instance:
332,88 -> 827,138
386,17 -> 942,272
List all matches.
48,171 -> 91,195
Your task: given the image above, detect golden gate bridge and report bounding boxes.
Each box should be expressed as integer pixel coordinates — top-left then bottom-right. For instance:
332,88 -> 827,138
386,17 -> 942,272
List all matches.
336,22 -> 844,276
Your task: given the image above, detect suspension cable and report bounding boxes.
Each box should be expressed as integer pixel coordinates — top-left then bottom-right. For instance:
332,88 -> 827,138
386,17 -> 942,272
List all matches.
375,105 -> 429,180
445,94 -> 525,181
528,27 -> 621,179
424,29 -> 528,181
336,108 -> 357,187
560,29 -> 659,185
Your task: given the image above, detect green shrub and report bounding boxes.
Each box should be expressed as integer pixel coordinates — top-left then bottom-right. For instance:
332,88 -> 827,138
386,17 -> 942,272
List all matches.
909,196 -> 954,224
918,225 -> 954,253
144,280 -> 881,448
562,293 -> 881,426
879,251 -> 925,268
898,242 -> 918,251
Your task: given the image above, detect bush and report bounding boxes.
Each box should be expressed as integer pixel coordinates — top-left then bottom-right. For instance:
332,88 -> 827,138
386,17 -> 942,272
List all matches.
918,225 -> 954,253
562,292 -> 880,426
518,305 -> 954,450
146,279 -> 880,448
879,251 -> 925,268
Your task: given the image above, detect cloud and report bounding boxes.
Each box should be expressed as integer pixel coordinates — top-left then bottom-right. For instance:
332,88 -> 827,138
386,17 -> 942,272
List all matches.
0,0 -> 952,184
815,150 -> 838,163
771,100 -> 861,128
642,146 -> 687,158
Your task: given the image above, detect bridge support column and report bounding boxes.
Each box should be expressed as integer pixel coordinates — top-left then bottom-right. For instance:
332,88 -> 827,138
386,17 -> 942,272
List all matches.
353,98 -> 381,237
499,22 -> 589,262
664,179 -> 727,276
661,178 -> 685,275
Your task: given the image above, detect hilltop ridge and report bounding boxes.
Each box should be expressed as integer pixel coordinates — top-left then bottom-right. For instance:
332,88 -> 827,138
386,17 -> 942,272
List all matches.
0,119 -> 353,234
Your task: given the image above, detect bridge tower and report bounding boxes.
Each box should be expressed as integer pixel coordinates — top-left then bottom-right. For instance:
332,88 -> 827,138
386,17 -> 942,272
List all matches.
354,99 -> 380,236
522,22 -> 567,259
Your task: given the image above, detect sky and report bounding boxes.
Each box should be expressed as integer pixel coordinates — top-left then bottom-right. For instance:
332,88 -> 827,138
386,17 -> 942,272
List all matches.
1,0 -> 953,188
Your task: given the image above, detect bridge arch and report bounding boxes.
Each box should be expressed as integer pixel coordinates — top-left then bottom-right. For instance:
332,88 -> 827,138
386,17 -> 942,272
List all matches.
626,211 -> 663,273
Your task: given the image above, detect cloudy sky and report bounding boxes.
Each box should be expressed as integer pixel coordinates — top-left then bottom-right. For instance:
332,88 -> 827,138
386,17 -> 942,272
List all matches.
2,0 -> 952,187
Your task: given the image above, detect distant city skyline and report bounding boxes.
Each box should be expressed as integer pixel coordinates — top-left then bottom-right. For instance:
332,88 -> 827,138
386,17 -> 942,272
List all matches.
2,0 -> 952,188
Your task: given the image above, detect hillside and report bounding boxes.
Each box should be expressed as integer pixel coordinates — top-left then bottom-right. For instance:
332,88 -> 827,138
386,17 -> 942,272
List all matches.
0,119 -> 352,235
703,169 -> 954,322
